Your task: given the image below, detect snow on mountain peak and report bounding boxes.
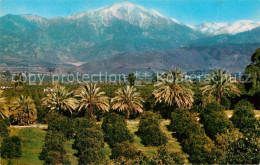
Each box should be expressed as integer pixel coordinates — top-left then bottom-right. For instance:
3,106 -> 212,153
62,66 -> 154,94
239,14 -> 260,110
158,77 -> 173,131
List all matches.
196,20 -> 260,35
67,1 -> 173,28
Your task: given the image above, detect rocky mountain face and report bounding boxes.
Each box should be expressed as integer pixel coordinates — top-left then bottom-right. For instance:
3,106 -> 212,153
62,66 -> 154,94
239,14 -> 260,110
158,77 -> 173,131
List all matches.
0,1 -> 259,72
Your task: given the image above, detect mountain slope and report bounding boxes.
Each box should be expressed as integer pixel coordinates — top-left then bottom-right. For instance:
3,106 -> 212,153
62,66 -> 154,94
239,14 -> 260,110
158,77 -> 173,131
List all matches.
0,1 -> 259,72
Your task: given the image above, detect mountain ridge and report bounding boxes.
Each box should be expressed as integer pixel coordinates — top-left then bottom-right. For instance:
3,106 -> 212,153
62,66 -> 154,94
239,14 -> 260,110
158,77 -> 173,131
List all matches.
0,1 -> 259,72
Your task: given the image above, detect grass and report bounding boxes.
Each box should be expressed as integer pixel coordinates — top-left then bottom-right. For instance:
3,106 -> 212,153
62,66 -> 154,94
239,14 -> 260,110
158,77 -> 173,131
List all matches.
127,120 -> 188,162
225,110 -> 260,117
0,128 -> 46,165
0,128 -> 78,165
0,119 -> 188,164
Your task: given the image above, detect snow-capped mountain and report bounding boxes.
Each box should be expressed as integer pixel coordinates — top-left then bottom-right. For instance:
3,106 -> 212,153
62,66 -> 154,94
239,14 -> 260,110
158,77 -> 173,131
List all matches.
67,1 -> 177,29
195,20 -> 260,35
0,1 -> 259,72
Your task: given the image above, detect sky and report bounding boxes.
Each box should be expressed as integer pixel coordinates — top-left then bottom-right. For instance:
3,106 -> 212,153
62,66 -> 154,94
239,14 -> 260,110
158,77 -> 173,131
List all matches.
0,0 -> 259,25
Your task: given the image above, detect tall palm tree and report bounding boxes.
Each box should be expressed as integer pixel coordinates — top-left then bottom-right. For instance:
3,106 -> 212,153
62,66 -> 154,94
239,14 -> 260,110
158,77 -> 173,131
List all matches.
75,83 -> 110,119
111,85 -> 144,118
0,89 -> 8,119
10,95 -> 37,125
42,85 -> 78,116
153,69 -> 194,109
201,69 -> 240,104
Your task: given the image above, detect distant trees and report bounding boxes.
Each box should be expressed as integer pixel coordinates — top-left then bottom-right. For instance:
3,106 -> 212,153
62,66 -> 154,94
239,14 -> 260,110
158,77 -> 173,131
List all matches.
9,95 -> 37,125
153,69 -> 194,109
127,73 -> 136,86
42,85 -> 78,116
201,69 -> 240,105
75,83 -> 110,119
111,85 -> 144,118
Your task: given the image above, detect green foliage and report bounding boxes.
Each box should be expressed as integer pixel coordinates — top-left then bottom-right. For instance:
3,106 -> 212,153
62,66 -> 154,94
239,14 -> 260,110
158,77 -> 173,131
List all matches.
73,120 -> 105,165
44,151 -> 70,165
221,96 -> 231,110
0,119 -> 10,137
152,146 -> 185,164
0,136 -> 22,159
127,73 -> 136,86
111,141 -> 140,162
215,129 -> 243,163
46,113 -> 74,139
245,48 -> 260,94
101,113 -> 134,147
137,112 -> 168,146
39,131 -> 68,164
200,103 -> 232,140
225,136 -> 260,164
170,109 -> 200,139
231,100 -> 257,133
170,109 -> 220,164
182,133 -> 220,164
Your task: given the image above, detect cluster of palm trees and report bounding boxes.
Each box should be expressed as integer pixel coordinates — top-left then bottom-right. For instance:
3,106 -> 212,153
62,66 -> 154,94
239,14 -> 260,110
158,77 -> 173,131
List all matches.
0,69 -> 241,122
42,83 -> 144,118
0,90 -> 37,125
153,69 -> 240,108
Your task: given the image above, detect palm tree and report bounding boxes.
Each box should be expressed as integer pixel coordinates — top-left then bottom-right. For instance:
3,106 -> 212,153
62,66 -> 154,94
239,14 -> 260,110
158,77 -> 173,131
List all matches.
111,85 -> 144,118
10,95 -> 37,125
153,69 -> 194,109
201,69 -> 240,104
75,83 -> 110,119
0,89 -> 8,119
42,85 -> 78,116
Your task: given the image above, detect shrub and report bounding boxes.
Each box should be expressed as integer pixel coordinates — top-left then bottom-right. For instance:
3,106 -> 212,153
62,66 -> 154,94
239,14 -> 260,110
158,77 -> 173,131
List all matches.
200,103 -> 232,140
231,100 -> 257,133
73,122 -> 105,164
170,109 -> 200,139
225,136 -> 260,164
44,151 -> 70,165
101,113 -> 133,147
170,109 -> 221,164
0,136 -> 22,159
0,119 -> 10,137
46,113 -> 74,139
111,141 -> 140,163
152,146 -> 186,164
137,112 -> 168,146
215,129 -> 243,163
182,133 -> 221,164
39,131 -> 68,164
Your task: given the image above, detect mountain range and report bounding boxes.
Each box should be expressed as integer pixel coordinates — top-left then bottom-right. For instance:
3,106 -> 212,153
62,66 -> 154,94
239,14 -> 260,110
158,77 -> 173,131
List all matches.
0,1 -> 259,73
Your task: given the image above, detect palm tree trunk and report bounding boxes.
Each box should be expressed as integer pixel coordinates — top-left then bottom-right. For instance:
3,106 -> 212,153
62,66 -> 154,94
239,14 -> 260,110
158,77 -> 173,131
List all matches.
88,105 -> 93,119
217,90 -> 222,104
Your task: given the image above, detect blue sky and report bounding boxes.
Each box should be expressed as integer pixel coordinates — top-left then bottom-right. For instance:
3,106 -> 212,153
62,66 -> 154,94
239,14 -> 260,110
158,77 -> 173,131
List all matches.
0,0 -> 259,25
